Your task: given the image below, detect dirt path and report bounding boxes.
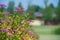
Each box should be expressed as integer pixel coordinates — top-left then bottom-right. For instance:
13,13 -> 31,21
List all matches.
29,20 -> 44,26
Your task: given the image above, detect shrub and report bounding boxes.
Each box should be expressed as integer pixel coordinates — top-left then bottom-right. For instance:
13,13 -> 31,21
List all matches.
0,6 -> 37,40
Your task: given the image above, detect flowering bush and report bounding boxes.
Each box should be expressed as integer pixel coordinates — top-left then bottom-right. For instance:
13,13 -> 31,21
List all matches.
0,4 -> 37,40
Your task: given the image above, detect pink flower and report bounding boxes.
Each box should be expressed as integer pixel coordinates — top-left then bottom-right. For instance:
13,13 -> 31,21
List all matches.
5,29 -> 9,32
21,27 -> 25,31
1,28 -> 9,32
0,4 -> 6,7
1,28 -> 5,32
13,30 -> 17,33
6,18 -> 11,23
32,34 -> 37,39
27,31 -> 32,35
1,20 -> 5,24
7,33 -> 13,37
16,7 -> 23,13
3,12 -> 10,15
0,19 -> 4,24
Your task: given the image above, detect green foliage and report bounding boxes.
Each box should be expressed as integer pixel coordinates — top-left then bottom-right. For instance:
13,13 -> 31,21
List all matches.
54,28 -> 60,35
50,4 -> 54,9
0,11 -> 37,40
0,2 -> 37,39
39,8 -> 44,13
43,6 -> 53,21
28,5 -> 40,13
55,2 -> 60,21
18,2 -> 22,8
0,7 -> 4,12
27,5 -> 40,19
7,1 -> 15,13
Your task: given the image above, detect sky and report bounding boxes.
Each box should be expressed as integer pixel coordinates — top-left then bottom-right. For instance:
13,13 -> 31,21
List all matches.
0,0 -> 59,10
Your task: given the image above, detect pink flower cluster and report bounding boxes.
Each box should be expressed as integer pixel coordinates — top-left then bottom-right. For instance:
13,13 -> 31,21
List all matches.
3,12 -> 10,15
7,33 -> 13,37
28,31 -> 32,35
32,34 -> 37,38
0,19 -> 4,24
6,18 -> 11,23
27,31 -> 37,39
16,7 -> 23,13
0,4 -> 6,7
13,30 -> 17,33
21,27 -> 25,31
1,28 -> 9,32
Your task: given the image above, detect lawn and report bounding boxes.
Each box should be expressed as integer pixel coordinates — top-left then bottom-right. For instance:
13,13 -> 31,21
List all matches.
31,25 -> 60,40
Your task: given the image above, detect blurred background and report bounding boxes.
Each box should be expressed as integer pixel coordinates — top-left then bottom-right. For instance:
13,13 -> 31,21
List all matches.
0,0 -> 60,40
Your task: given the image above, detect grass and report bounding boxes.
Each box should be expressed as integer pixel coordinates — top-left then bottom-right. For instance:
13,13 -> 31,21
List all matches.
31,25 -> 60,35
31,25 -> 60,40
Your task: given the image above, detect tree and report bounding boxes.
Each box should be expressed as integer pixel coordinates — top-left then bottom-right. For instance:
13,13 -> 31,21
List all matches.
50,3 -> 54,9
18,2 -> 24,12
7,1 -> 15,13
44,0 -> 48,8
27,5 -> 40,19
55,0 -> 60,21
0,6 -> 4,12
43,0 -> 53,21
43,6 -> 53,21
18,2 -> 22,8
39,7 -> 44,13
27,5 -> 40,12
